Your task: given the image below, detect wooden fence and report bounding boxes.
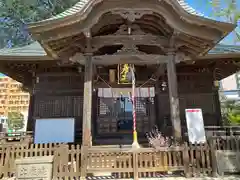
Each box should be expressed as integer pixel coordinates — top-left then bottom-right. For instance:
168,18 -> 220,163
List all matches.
0,141 -> 218,179
54,145 -> 185,179
0,131 -> 33,145
213,136 -> 240,150
1,136 -> 240,179
205,126 -> 240,137
0,143 -> 63,178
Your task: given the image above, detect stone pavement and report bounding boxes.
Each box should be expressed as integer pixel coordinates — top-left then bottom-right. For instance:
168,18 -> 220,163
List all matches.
85,176 -> 240,180
3,176 -> 240,180
115,177 -> 239,180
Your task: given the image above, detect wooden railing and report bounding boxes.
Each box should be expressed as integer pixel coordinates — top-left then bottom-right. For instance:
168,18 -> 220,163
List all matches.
53,144 -> 81,179
0,131 -> 33,145
0,143 -> 63,177
1,136 -> 240,179
53,146 -> 186,179
0,143 -> 216,179
184,142 -> 214,177
212,136 -> 240,150
205,126 -> 240,137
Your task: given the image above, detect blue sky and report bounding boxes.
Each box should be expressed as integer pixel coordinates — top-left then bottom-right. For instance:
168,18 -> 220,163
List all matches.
187,0 -> 212,14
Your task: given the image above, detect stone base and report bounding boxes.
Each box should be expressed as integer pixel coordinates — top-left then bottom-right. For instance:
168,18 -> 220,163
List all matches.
132,141 -> 140,149
93,172 -> 112,176
15,156 -> 54,180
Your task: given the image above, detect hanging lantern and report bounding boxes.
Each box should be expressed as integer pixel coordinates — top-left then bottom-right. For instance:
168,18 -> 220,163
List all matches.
109,69 -> 116,83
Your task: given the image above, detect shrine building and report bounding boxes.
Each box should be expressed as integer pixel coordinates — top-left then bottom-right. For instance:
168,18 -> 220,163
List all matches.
0,0 -> 240,145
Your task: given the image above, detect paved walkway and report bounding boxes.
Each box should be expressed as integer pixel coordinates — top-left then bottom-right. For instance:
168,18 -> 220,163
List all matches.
3,176 -> 240,180
116,177 -> 239,180
85,176 -> 240,180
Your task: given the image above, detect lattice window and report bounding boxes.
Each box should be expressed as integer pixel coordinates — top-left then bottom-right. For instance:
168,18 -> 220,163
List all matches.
98,98 -> 115,115
97,96 -> 156,135
135,98 -> 146,115
34,96 -> 83,118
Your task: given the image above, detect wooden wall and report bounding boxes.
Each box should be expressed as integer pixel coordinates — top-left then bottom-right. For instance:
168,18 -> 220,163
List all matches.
156,73 -> 221,136
27,70 -> 221,143
28,72 -> 84,142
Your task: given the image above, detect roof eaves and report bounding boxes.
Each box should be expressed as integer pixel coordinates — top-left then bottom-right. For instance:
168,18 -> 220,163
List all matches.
0,42 -> 47,56
42,0 -> 88,22
177,0 -> 205,17
209,44 -> 240,54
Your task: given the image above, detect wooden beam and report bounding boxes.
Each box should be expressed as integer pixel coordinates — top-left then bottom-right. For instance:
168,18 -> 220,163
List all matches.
40,42 -> 59,59
70,53 -> 168,65
91,35 -> 169,51
93,54 -> 168,65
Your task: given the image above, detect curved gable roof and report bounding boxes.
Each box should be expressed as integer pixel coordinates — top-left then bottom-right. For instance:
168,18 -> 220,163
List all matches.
42,0 -> 208,22
29,0 -> 233,28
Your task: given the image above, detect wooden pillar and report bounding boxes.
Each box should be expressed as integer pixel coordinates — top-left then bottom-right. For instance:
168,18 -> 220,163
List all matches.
167,52 -> 182,141
82,33 -> 93,147
27,74 -> 36,132
82,56 -> 93,146
213,86 -> 222,126
27,93 -> 35,131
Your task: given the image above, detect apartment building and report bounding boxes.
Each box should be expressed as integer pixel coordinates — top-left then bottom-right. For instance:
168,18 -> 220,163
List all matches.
0,76 -> 29,116
221,72 -> 240,99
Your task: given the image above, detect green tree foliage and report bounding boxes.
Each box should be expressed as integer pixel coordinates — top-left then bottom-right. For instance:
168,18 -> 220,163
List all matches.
7,112 -> 24,130
220,93 -> 240,125
0,0 -> 79,48
211,0 -> 240,42
202,0 -> 240,43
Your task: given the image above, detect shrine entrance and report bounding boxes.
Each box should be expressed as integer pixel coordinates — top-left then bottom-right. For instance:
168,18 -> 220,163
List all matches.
115,96 -> 133,132
95,88 -> 155,144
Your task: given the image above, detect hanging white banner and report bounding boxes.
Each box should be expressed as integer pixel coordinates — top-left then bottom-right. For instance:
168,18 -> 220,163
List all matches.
98,87 -> 155,97
185,109 -> 206,144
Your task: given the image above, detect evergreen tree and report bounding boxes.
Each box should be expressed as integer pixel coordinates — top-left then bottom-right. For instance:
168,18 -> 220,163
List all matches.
220,94 -> 240,125
7,112 -> 24,130
0,0 -> 78,48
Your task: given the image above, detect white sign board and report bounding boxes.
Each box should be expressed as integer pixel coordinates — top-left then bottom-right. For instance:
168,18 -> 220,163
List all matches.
185,109 -> 206,144
34,118 -> 75,144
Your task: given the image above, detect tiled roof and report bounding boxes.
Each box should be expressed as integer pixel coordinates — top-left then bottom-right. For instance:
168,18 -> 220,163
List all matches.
0,42 -> 47,56
47,0 -> 89,21
0,42 -> 239,57
209,44 -> 240,54
177,0 -> 205,17
43,0 -> 209,22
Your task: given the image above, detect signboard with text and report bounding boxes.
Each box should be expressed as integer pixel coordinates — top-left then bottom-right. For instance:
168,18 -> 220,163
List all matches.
215,150 -> 240,175
185,109 -> 206,144
118,64 -> 132,84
